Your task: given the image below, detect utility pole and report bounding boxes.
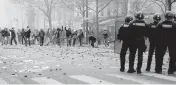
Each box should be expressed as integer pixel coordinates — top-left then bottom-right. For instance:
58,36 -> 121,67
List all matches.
85,0 -> 88,44
83,0 -> 85,33
96,0 -> 100,44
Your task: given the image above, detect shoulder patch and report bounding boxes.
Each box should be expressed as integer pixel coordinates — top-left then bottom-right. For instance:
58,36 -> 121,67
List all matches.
133,23 -> 145,26
162,24 -> 172,28
123,24 -> 129,27
151,25 -> 157,28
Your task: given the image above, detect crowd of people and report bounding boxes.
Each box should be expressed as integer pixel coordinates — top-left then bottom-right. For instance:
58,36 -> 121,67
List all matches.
0,26 -> 85,47
0,26 -> 110,48
117,11 -> 176,74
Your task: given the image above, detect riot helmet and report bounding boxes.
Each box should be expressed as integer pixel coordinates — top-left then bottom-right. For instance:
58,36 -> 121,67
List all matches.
135,12 -> 144,20
165,11 -> 174,20
125,16 -> 133,23
153,14 -> 161,22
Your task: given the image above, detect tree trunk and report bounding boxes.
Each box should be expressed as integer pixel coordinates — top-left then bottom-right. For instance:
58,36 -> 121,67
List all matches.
48,15 -> 52,29
48,9 -> 52,29
83,0 -> 86,36
167,0 -> 172,11
85,0 -> 89,44
49,20 -> 52,29
83,19 -> 86,37
124,0 -> 128,16
96,0 -> 100,44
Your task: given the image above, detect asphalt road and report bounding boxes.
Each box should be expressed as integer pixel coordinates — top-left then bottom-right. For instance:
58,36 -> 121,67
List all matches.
0,44 -> 174,84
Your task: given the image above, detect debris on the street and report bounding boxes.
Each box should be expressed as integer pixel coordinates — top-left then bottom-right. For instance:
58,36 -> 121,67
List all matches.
38,73 -> 42,75
63,73 -> 66,75
24,75 -> 28,77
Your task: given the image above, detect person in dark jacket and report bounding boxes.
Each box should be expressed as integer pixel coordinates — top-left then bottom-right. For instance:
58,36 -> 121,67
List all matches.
21,28 -> 25,44
78,29 -> 84,46
128,12 -> 148,74
1,28 -> 8,45
146,14 -> 161,72
39,29 -> 45,46
10,27 -> 17,45
6,28 -> 10,44
89,36 -> 96,48
117,16 -> 133,72
173,14 -> 176,72
56,28 -> 61,46
155,11 -> 176,74
25,26 -> 31,46
65,27 -> 72,46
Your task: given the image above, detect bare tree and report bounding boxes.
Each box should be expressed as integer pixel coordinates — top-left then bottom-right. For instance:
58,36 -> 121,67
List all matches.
62,0 -> 92,44
166,0 -> 176,11
61,0 -> 87,40
151,0 -> 167,13
62,0 -> 86,17
11,0 -> 61,29
62,0 -> 114,44
114,0 -> 129,17
86,0 -> 114,44
149,0 -> 176,13
129,0 -> 152,15
129,0 -> 168,16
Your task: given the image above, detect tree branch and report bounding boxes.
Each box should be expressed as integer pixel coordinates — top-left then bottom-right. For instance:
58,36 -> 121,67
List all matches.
152,1 -> 166,13
98,0 -> 114,13
87,6 -> 96,12
35,5 -> 49,18
61,0 -> 84,16
140,2 -> 155,12
171,0 -> 176,4
155,0 -> 167,13
75,0 -> 84,13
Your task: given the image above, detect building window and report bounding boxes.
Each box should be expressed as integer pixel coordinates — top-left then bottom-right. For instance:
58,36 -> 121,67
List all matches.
100,10 -> 104,16
107,7 -> 111,16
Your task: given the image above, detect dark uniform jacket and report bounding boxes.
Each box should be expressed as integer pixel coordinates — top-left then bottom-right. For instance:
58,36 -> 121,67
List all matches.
129,20 -> 148,40
147,22 -> 159,39
118,23 -> 132,41
157,20 -> 176,41
129,20 -> 148,52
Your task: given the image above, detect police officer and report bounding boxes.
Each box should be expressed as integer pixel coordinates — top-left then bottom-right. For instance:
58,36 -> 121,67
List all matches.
128,12 -> 147,74
155,11 -> 176,74
117,16 -> 133,72
146,14 -> 161,72
173,14 -> 176,72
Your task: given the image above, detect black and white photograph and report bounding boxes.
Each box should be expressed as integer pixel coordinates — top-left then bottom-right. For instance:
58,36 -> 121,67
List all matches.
0,0 -> 175,84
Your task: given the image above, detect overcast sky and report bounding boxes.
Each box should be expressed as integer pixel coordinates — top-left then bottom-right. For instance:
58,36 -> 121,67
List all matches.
0,0 -> 7,27
0,0 -> 20,28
